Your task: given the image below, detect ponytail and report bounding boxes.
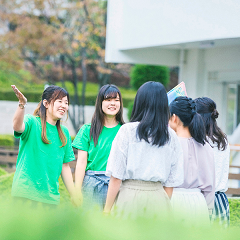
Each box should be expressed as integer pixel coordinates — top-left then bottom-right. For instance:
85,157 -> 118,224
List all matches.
170,97 -> 206,145
189,112 -> 206,145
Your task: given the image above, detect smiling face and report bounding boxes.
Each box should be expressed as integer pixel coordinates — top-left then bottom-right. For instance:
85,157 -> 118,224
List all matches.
102,94 -> 120,118
45,96 -> 69,125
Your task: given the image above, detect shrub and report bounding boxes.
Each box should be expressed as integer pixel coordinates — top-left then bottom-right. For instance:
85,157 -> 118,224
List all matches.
0,135 -> 14,146
130,64 -> 169,90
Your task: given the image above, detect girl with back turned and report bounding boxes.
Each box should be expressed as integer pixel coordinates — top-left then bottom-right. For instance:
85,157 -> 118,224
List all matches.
169,96 -> 215,226
104,82 -> 184,219
195,97 -> 230,227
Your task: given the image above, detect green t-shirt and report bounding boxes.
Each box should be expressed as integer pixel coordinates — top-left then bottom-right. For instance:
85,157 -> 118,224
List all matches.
72,123 -> 121,171
12,114 -> 75,205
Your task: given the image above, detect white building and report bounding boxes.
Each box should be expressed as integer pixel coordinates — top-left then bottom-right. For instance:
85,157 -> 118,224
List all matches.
105,0 -> 240,140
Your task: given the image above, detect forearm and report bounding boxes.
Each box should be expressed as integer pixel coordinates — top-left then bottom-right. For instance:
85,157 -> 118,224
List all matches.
61,163 -> 75,197
104,176 -> 122,213
163,187 -> 173,199
74,159 -> 87,191
13,106 -> 25,132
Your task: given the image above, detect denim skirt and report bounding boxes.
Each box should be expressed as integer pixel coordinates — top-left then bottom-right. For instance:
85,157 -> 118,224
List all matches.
82,170 -> 110,210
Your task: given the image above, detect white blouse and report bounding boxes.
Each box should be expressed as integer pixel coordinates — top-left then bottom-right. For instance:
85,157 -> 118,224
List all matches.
208,139 -> 230,193
106,122 -> 184,187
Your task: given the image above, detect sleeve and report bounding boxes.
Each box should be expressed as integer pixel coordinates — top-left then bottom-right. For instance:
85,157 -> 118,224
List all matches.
163,131 -> 184,187
14,114 -> 34,140
199,144 -> 215,210
105,125 -> 128,180
72,124 -> 90,152
63,127 -> 76,163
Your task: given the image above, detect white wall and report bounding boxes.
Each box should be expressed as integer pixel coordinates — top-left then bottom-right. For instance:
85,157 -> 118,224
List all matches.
106,0 -> 240,63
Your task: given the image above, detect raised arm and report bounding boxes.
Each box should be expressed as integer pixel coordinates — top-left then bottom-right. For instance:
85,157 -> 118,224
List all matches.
74,150 -> 88,207
11,85 -> 27,133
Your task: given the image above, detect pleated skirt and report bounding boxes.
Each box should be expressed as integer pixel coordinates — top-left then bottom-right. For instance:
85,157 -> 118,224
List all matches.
112,180 -> 172,220
171,188 -> 210,226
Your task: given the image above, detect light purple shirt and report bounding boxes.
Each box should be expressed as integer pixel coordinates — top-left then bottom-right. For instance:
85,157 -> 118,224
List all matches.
176,137 -> 215,210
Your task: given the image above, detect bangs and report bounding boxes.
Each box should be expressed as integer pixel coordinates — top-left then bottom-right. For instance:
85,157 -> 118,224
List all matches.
51,88 -> 69,103
103,87 -> 119,100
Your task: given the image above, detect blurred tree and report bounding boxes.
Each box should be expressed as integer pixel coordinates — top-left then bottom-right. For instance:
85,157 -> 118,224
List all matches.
0,0 -> 129,133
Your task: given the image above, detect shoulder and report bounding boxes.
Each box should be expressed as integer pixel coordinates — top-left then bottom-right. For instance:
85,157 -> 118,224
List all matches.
77,123 -> 91,133
24,114 -> 39,125
120,122 -> 138,132
114,122 -> 138,138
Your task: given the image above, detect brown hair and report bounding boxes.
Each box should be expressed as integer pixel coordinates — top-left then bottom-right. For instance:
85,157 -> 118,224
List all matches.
33,85 -> 70,147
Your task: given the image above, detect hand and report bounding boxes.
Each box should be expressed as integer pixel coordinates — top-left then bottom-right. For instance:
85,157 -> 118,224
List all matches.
11,85 -> 27,105
71,191 -> 83,207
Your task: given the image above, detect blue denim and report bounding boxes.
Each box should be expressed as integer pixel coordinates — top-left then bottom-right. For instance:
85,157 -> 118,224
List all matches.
82,170 -> 110,210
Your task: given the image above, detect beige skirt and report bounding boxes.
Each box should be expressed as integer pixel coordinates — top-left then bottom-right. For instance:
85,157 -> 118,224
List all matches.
112,180 -> 171,219
171,188 -> 210,226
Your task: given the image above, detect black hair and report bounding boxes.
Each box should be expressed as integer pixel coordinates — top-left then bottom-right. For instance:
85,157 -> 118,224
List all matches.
33,85 -> 69,147
90,84 -> 125,146
130,81 -> 169,147
195,97 -> 228,150
169,96 -> 205,145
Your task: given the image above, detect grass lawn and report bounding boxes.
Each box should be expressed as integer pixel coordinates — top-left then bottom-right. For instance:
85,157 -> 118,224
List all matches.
0,167 -> 239,229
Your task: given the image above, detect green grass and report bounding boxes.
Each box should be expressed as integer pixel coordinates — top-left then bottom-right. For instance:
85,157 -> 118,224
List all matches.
1,167 -> 239,239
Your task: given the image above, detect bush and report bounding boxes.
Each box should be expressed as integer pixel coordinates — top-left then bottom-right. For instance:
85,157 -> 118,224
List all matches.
130,64 -> 169,90
0,135 -> 14,146
229,198 -> 240,227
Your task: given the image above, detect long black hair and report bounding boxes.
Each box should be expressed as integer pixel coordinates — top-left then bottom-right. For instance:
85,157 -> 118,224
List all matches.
169,96 -> 205,145
33,85 -> 69,147
90,84 -> 125,146
195,97 -> 228,150
130,81 -> 169,147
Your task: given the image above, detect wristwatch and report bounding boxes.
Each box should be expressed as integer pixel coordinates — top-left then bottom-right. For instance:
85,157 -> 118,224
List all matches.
19,102 -> 27,109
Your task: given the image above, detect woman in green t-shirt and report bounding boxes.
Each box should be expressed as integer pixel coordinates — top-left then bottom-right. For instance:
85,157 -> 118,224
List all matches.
11,85 -> 76,206
72,84 -> 125,210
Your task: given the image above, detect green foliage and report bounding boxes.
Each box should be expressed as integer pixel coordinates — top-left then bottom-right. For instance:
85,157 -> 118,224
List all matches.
0,67 -> 34,90
127,101 -> 134,120
0,171 -> 240,238
0,135 -> 14,146
130,64 -> 169,90
0,198 -> 240,240
229,198 -> 240,227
